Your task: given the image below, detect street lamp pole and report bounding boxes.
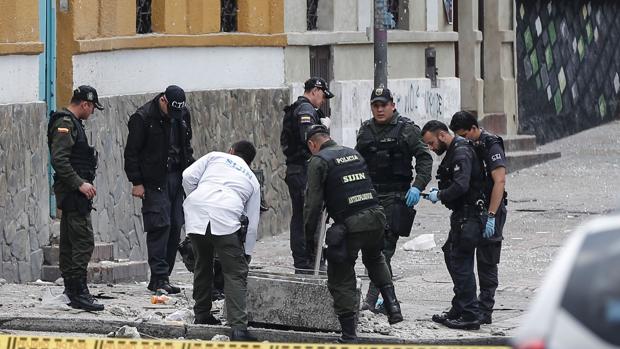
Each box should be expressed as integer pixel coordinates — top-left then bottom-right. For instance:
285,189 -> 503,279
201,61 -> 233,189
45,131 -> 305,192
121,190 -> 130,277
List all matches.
374,0 -> 388,89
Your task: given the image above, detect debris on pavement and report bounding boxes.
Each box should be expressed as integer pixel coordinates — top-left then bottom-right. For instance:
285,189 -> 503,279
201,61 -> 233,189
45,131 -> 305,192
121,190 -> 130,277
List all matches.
165,308 -> 194,323
108,325 -> 140,338
403,234 -> 436,251
211,334 -> 230,341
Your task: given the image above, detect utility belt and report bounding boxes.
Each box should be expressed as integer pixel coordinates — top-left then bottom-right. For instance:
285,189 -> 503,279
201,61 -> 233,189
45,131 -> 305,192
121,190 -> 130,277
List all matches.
61,190 -> 94,216
452,202 -> 485,219
373,182 -> 410,193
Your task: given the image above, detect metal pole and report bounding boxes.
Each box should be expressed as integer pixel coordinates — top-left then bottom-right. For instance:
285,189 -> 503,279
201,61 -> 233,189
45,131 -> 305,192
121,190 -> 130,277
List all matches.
374,0 -> 388,89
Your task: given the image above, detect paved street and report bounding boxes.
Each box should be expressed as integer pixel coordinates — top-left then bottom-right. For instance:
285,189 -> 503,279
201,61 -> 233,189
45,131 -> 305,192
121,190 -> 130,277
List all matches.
0,120 -> 618,343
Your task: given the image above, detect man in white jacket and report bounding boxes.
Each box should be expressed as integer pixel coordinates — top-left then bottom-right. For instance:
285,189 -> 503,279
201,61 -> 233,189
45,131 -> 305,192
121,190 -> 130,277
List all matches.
182,140 -> 260,341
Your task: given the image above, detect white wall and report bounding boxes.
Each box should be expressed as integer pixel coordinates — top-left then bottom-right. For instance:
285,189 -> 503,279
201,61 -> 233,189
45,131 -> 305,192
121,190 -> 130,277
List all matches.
73,47 -> 285,97
330,78 -> 460,147
0,55 -> 40,104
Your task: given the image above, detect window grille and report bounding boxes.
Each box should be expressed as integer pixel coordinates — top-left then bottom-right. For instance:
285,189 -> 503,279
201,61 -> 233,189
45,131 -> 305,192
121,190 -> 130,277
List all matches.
307,0 -> 319,30
136,0 -> 152,34
221,0 -> 238,32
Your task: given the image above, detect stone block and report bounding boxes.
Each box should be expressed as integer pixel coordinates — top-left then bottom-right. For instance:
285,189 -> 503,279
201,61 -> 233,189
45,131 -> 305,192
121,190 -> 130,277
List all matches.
506,150 -> 562,173
241,271 -> 361,331
43,243 -> 115,265
41,260 -> 148,283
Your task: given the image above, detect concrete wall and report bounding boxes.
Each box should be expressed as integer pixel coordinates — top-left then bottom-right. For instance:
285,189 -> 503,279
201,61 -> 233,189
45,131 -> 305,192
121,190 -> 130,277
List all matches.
330,78 -> 460,147
0,55 -> 40,104
0,102 -> 50,283
516,0 -> 620,143
72,47 -> 286,97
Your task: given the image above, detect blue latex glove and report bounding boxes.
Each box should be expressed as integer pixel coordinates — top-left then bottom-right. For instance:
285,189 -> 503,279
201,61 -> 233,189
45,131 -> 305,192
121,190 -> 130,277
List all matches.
484,216 -> 495,239
426,188 -> 439,204
405,187 -> 421,207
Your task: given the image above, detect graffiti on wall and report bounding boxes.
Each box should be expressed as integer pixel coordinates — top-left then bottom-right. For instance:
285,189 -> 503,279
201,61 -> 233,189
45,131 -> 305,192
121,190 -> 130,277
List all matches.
516,0 -> 620,143
396,83 -> 445,119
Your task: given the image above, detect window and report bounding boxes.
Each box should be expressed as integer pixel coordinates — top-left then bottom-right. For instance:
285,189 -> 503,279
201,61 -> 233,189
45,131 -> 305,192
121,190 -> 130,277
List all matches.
221,0 -> 237,32
309,46 -> 332,117
561,228 -> 620,346
136,0 -> 152,34
307,0 -> 319,31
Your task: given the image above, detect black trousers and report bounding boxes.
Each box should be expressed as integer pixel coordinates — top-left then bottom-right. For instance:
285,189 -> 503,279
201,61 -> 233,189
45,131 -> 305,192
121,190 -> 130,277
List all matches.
285,164 -> 310,270
142,171 -> 184,281
442,210 -> 484,321
477,241 -> 502,316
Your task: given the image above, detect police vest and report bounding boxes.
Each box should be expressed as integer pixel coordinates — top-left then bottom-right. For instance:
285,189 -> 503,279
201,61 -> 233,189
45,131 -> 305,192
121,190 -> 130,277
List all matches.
317,146 -> 379,222
437,138 -> 485,211
47,110 -> 98,182
356,116 -> 414,191
280,99 -> 315,164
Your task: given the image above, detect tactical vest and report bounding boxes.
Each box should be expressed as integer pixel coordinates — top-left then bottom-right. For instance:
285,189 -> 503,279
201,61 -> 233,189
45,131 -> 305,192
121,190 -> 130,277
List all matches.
437,138 -> 485,211
47,110 -> 98,182
280,99 -> 306,163
317,146 -> 379,223
357,116 -> 414,191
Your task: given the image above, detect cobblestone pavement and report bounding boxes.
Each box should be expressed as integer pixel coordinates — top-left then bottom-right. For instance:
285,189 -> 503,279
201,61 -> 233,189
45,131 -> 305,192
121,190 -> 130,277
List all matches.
0,120 -> 618,342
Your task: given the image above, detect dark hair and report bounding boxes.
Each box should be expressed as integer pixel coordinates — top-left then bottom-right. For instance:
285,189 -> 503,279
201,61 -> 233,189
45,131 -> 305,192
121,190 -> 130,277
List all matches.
70,96 -> 83,105
231,140 -> 257,165
421,120 -> 450,137
449,111 -> 478,132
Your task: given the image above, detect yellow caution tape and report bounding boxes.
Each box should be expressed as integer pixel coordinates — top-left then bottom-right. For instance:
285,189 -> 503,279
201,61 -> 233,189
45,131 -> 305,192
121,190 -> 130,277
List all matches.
0,334 -> 508,349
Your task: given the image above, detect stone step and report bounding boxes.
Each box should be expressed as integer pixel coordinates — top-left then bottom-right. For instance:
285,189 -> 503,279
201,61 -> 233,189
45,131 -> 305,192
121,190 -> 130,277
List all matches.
43,243 -> 115,265
506,150 -> 562,173
40,260 -> 148,284
501,134 -> 537,152
235,271 -> 361,331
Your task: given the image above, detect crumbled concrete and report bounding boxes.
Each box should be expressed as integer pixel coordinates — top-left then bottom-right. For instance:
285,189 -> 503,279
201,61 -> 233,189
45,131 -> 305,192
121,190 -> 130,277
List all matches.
109,325 -> 140,338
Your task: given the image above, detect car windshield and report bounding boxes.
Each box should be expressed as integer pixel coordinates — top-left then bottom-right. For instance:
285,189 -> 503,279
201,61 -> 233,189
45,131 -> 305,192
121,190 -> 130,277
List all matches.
561,228 -> 620,346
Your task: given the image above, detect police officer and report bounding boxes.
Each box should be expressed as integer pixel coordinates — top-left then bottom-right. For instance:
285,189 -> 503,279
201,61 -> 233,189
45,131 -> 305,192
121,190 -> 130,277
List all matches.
280,77 -> 334,273
124,85 -> 195,294
449,111 -> 507,324
48,85 -> 104,311
304,125 -> 403,343
421,120 -> 486,330
355,88 -> 433,310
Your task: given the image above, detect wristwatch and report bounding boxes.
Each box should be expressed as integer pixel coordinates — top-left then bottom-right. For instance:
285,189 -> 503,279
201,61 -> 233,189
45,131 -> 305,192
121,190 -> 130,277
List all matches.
488,211 -> 496,218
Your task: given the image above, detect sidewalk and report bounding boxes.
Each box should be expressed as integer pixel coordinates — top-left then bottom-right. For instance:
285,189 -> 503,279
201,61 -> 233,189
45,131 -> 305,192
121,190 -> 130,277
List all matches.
1,120 -> 618,343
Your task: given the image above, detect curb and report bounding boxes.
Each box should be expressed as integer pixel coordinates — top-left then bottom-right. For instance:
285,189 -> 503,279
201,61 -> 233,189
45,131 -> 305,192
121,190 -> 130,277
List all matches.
0,316 -> 512,346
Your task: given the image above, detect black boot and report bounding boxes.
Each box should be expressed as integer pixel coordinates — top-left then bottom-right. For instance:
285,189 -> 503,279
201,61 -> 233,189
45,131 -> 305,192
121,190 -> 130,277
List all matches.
444,317 -> 480,330
230,328 -> 258,341
337,313 -> 357,343
150,278 -> 181,294
362,284 -> 379,312
432,308 -> 460,324
379,285 -> 403,324
194,313 -> 222,325
67,279 -> 104,311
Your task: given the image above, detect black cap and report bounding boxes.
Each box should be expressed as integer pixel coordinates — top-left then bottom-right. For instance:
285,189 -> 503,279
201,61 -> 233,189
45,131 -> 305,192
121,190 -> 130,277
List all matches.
73,85 -> 103,110
304,77 -> 334,99
370,87 -> 393,104
305,124 -> 330,142
164,85 -> 187,118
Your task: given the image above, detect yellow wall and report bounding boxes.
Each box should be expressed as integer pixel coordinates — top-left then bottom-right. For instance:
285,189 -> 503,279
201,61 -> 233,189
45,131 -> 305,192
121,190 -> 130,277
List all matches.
0,0 -> 40,43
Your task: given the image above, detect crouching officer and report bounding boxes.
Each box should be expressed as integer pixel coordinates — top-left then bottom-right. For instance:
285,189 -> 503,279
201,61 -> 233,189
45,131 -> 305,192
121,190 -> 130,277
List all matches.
47,85 -> 104,311
421,120 -> 486,330
303,125 -> 403,343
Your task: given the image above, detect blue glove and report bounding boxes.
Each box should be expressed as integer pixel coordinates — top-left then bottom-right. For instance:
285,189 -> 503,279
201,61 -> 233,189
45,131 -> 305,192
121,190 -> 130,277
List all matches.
484,216 -> 495,239
426,188 -> 439,204
405,187 -> 421,207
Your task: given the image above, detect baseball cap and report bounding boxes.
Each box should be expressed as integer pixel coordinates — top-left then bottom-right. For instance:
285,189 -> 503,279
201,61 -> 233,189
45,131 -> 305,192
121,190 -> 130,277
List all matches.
304,77 -> 334,99
370,87 -> 393,104
164,85 -> 187,118
305,124 -> 330,142
73,85 -> 104,110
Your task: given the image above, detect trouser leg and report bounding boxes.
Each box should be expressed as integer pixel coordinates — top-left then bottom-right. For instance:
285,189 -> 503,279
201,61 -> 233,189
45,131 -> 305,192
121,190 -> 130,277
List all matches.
285,168 -> 309,270
477,242 -> 501,316
190,232 -> 215,318
63,211 -> 94,279
214,232 -> 249,330
167,171 -> 184,275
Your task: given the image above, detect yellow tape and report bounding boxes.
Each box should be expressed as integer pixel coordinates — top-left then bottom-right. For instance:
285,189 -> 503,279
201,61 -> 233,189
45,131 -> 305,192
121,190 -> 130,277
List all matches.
0,335 -> 508,349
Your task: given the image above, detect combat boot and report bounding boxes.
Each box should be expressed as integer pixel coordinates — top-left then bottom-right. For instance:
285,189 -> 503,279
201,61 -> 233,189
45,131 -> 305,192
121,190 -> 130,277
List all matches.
194,313 -> 221,325
362,285 -> 379,312
432,308 -> 460,324
150,278 -> 181,294
379,284 -> 403,324
67,279 -> 104,311
230,328 -> 258,341
444,317 -> 480,330
337,313 -> 357,343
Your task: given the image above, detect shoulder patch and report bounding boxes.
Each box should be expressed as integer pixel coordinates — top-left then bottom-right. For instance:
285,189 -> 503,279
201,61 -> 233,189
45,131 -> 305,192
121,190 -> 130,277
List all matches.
300,115 -> 313,124
57,127 -> 70,134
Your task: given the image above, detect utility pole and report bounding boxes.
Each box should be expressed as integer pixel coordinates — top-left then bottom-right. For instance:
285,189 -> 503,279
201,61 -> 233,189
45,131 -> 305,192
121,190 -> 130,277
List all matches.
374,0 -> 388,89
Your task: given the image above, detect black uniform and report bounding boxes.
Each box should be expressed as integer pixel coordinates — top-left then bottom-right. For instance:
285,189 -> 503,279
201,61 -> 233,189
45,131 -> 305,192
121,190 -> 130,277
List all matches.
280,96 -> 323,271
475,130 -> 507,320
124,94 -> 194,287
437,136 -> 486,322
304,139 -> 402,341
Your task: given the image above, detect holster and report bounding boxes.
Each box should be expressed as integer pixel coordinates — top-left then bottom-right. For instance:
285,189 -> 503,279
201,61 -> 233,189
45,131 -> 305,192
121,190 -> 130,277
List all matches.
61,190 -> 93,216
391,199 -> 416,237
177,236 -> 195,273
325,223 -> 348,263
238,214 -> 249,246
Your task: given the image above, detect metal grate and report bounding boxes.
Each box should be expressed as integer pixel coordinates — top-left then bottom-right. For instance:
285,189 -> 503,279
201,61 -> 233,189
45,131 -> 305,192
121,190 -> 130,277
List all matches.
307,0 -> 319,30
309,46 -> 332,117
221,0 -> 238,32
386,0 -> 399,29
136,0 -> 152,34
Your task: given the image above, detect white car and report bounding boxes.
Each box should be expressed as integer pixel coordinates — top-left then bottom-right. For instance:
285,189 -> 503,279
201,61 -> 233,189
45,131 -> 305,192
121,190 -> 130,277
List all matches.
513,213 -> 620,349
